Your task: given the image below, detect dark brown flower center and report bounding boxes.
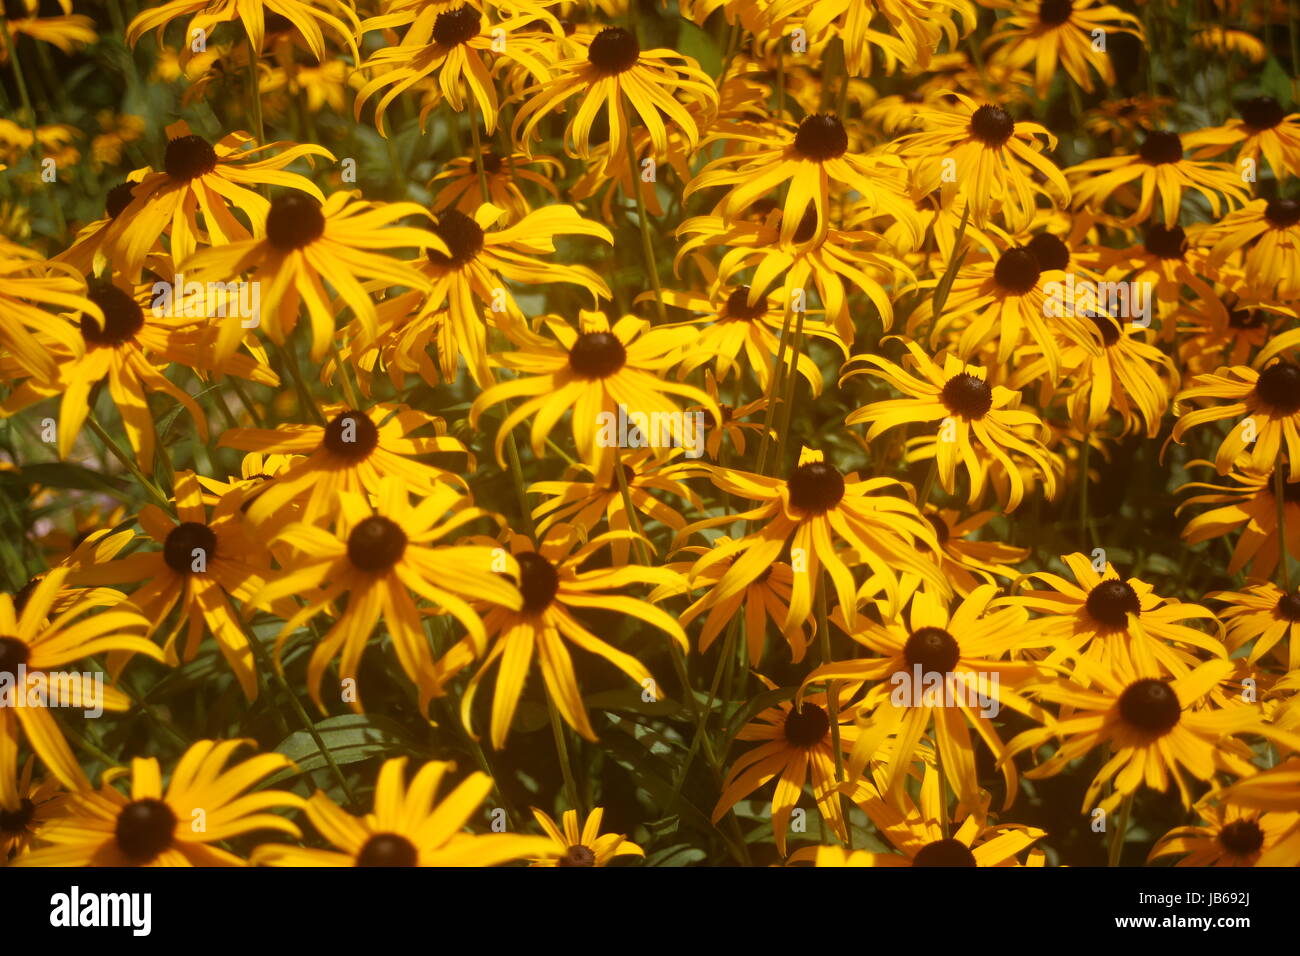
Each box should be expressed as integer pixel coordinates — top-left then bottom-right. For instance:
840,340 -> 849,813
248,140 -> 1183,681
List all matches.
1117,678 -> 1181,733
1026,232 -> 1070,271
903,626 -> 961,674
1038,0 -> 1073,25
1218,819 -> 1265,856
356,832 -> 419,866
1271,467 -> 1300,503
725,286 -> 767,320
1085,578 -> 1141,629
266,192 -> 326,249
1239,95 -> 1285,132
793,113 -> 849,161
791,204 -> 820,244
0,797 -> 35,835
913,838 -> 977,866
970,105 -> 1015,147
940,372 -> 993,419
82,281 -> 144,347
0,635 -> 30,677
568,331 -> 626,378
786,461 -> 845,514
1143,223 -> 1187,259
1255,361 -> 1300,414
993,247 -> 1041,294
927,512 -> 950,547
1139,130 -> 1183,164
1089,313 -> 1121,347
163,522 -> 217,574
514,551 -> 560,614
1276,591 -> 1300,621
164,134 -> 218,181
1264,198 -> 1300,229
587,26 -> 640,74
106,181 -> 136,219
426,209 -> 485,267
347,516 -> 408,573
323,410 -> 380,460
432,6 -> 480,46
559,844 -> 596,866
478,150 -> 503,175
783,702 -> 830,747
115,798 -> 177,863
1227,307 -> 1267,330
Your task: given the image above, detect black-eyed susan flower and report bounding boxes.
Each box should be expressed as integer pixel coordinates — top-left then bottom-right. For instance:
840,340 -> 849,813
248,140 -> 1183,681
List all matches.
769,0 -> 974,75
430,148 -> 563,223
529,806 -> 644,866
804,584 -> 1049,810
1067,130 -> 1249,228
1197,198 -> 1300,302
713,683 -> 860,856
1,275 -> 277,473
369,202 -> 612,388
253,478 -> 521,713
1149,797 -> 1300,866
1177,458 -> 1300,581
999,552 -> 1225,679
1,758 -> 64,860
1172,360 -> 1300,479
126,0 -> 360,63
1209,583 -> 1300,672
437,524 -> 687,748
687,112 -> 919,248
528,448 -> 702,563
469,310 -> 718,485
678,447 -> 947,635
181,190 -> 446,362
13,739 -> 304,866
843,340 -> 1058,511
1006,657 -> 1300,812
355,7 -> 553,136
1190,95 -> 1300,181
514,26 -> 718,177
918,507 -> 1029,597
982,0 -> 1142,96
67,471 -> 274,701
0,568 -> 158,796
251,756 -> 558,865
796,769 -> 1048,866
889,93 -> 1070,232
220,402 -> 471,531
102,122 -> 333,280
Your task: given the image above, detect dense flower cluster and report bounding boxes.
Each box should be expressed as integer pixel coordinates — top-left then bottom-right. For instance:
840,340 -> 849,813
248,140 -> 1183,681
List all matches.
1,0 -> 1299,868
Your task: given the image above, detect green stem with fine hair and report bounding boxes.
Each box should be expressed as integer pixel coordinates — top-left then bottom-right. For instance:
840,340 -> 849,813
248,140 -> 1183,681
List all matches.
1109,791 -> 1134,866
622,106 -> 667,323
547,693 -> 582,814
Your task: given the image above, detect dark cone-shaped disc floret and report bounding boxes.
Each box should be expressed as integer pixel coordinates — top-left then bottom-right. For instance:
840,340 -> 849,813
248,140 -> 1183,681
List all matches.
993,247 -> 1041,294
912,838 -> 978,866
725,286 -> 767,320
568,331 -> 626,378
267,192 -> 326,249
1117,678 -> 1181,733
115,798 -> 177,862
1139,130 -> 1183,164
323,410 -> 380,460
1217,819 -> 1265,856
1143,223 -> 1188,259
787,461 -> 845,514
1038,0 -> 1074,25
783,702 -> 830,746
904,626 -> 961,674
1255,361 -> 1300,414
106,181 -> 136,219
347,516 -> 408,572
432,6 -> 481,46
164,134 -> 218,181
1264,198 -> 1300,229
941,372 -> 994,419
163,522 -> 217,574
970,105 -> 1015,146
1085,578 -> 1141,629
1026,232 -> 1070,271
426,209 -> 485,267
587,26 -> 640,74
793,113 -> 849,161
1239,95 -> 1285,132
514,551 -> 560,614
558,845 -> 597,866
82,281 -> 144,347
356,833 -> 419,866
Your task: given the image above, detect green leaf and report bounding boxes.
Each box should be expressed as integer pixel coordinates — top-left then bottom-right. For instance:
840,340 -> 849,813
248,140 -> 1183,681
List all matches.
1259,58 -> 1294,108
266,714 -> 427,785
677,21 -> 722,78
9,462 -> 132,502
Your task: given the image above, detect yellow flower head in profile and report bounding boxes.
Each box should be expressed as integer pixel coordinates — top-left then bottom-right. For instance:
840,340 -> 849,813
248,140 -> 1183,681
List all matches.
529,807 -> 644,867
126,0 -> 361,64
843,339 -> 1058,512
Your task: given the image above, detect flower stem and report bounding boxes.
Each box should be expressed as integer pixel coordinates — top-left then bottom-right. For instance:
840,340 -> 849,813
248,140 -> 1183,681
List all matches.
622,125 -> 667,323
1108,791 -> 1134,866
754,295 -> 795,477
85,414 -> 174,514
546,693 -> 582,813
